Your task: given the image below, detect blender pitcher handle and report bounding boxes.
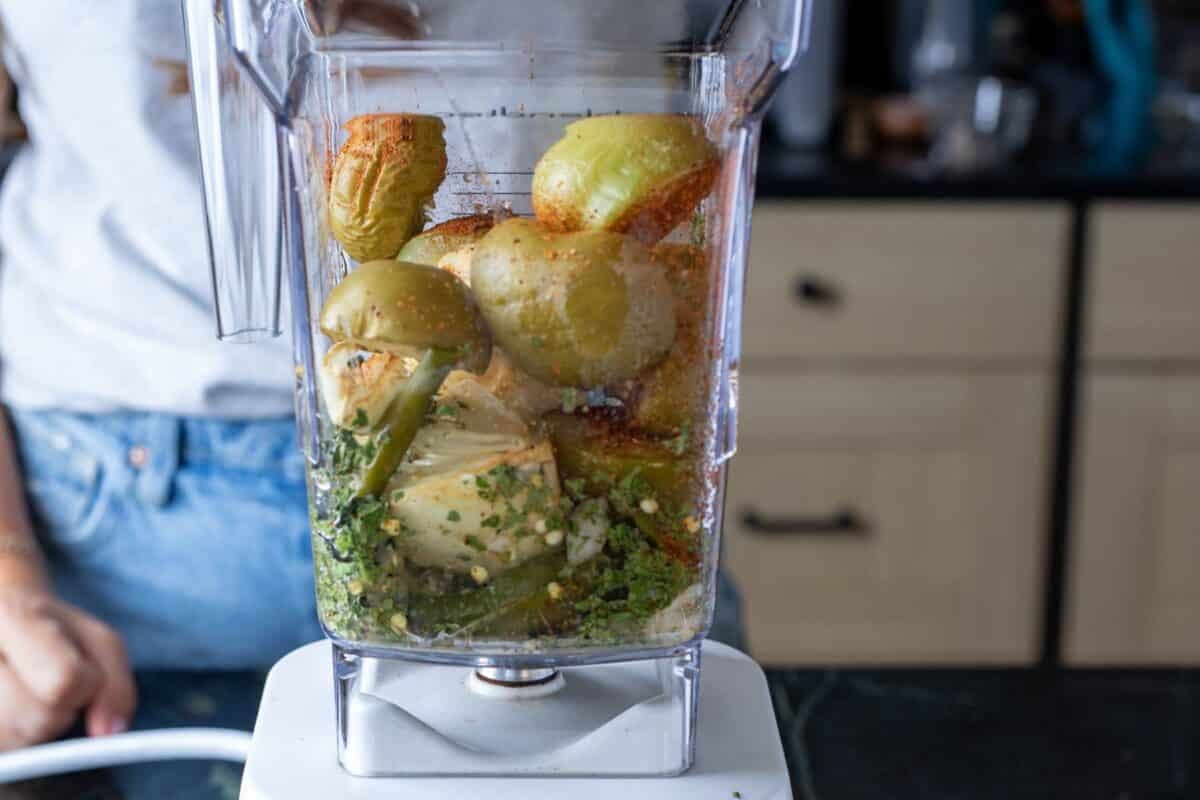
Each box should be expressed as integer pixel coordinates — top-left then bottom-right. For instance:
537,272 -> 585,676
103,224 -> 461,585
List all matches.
183,0 -> 286,342
711,0 -> 813,120
219,0 -> 303,116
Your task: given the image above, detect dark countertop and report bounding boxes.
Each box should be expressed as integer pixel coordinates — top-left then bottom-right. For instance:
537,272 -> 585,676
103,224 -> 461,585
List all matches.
767,667 -> 1200,800
755,144 -> 1200,202
5,665 -> 1198,799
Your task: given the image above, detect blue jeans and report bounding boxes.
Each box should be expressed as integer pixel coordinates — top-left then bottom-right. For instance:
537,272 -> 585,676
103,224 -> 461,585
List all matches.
7,408 -> 323,669
7,408 -> 744,669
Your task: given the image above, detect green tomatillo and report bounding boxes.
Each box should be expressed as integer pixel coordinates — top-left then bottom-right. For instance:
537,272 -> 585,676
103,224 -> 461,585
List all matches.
470,218 -> 676,388
319,259 -> 492,497
532,113 -> 719,244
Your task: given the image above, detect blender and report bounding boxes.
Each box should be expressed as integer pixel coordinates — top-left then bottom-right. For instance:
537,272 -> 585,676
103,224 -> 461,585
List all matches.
182,0 -> 809,795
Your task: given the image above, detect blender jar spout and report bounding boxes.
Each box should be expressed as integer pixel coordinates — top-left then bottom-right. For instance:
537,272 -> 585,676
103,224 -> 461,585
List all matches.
710,0 -> 814,121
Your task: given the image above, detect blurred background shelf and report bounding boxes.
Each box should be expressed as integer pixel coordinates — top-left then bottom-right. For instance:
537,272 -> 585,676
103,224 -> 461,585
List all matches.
756,143 -> 1200,201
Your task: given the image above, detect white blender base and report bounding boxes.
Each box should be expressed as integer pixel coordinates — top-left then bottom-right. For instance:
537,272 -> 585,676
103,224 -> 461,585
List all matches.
240,640 -> 793,800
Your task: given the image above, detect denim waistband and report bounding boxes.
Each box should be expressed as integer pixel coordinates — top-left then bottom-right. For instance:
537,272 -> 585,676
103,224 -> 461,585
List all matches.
5,407 -> 306,508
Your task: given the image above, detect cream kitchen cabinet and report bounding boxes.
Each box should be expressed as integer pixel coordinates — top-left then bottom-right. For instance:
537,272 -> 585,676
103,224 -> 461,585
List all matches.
723,200 -> 1065,665
723,371 -> 1052,665
742,202 -> 1068,364
1064,373 -> 1200,664
1063,202 -> 1200,665
1085,204 -> 1200,362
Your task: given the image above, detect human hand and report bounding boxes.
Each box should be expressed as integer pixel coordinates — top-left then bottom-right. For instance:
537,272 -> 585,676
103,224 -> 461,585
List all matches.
0,565 -> 136,751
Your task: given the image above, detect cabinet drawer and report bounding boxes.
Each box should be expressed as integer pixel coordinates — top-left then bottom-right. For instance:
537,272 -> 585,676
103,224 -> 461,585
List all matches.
1086,204 -> 1200,361
1065,374 -> 1200,665
742,203 -> 1068,362
723,371 -> 1052,665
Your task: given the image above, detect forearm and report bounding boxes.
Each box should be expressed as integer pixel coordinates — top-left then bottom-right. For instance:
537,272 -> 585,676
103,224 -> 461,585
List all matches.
0,409 -> 47,588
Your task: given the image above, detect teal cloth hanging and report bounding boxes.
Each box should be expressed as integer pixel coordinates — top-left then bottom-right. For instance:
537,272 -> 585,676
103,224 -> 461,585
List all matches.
1081,0 -> 1156,170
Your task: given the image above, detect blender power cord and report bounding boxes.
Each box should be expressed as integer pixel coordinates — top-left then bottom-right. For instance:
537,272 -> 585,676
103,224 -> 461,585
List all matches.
0,727 -> 251,784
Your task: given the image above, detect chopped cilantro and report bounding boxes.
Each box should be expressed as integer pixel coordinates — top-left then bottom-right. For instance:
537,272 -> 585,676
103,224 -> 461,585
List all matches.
501,507 -> 525,530
312,407 -> 701,645
353,408 -> 369,428
572,519 -> 690,641
611,468 -> 654,516
483,464 -> 523,502
689,207 -> 706,247
560,387 -> 580,414
665,422 -> 691,456
475,474 -> 495,501
521,483 -> 553,516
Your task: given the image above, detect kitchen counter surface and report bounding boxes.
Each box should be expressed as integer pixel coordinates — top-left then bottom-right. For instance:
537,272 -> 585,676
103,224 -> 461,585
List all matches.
767,666 -> 1200,800
4,663 -> 1197,799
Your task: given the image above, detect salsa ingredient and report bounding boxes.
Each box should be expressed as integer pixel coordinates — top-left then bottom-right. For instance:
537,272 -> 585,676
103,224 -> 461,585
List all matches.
329,114 -> 447,262
395,213 -> 497,266
631,243 -> 712,436
313,112 -> 721,650
319,260 -> 492,496
532,114 -> 718,244
317,343 -> 413,429
470,218 -> 676,387
318,259 -> 491,371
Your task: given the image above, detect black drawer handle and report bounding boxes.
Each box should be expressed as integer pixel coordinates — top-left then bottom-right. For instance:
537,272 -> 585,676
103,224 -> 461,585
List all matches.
740,507 -> 869,537
793,275 -> 842,307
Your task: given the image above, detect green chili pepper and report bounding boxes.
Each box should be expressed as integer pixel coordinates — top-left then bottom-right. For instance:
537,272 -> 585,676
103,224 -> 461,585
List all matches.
406,550 -> 568,633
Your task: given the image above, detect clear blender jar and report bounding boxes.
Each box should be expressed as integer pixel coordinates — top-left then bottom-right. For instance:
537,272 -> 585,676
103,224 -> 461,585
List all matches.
184,0 -> 806,778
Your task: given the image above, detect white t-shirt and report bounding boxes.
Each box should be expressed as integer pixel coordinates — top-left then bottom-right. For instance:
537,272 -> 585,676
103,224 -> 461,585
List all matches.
0,1 -> 687,417
0,1 -> 294,417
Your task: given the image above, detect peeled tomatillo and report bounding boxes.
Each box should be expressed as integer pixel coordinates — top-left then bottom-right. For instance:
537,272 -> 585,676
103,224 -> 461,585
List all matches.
470,218 -> 675,388
395,213 -> 496,267
532,113 -> 718,245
